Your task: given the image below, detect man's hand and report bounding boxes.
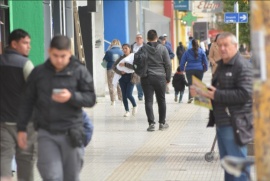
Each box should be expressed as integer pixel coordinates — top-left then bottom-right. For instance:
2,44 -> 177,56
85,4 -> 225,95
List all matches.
206,86 -> 216,100
17,132 -> 28,150
119,62 -> 125,67
190,85 -> 216,100
52,89 -> 72,103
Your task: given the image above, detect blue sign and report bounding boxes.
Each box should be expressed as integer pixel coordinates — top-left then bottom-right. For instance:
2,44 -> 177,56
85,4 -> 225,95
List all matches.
174,0 -> 190,11
224,12 -> 248,23
224,12 -> 238,23
238,12 -> 248,23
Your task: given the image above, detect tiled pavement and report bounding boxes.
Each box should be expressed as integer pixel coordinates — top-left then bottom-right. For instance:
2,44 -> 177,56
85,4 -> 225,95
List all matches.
19,71 -> 255,181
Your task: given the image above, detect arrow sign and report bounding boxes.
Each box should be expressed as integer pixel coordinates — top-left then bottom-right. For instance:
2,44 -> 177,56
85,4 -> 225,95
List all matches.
238,12 -> 248,23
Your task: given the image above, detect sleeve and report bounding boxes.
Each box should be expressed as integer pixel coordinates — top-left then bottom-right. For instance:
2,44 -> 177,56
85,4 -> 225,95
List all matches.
103,52 -> 109,62
124,63 -> 134,69
202,52 -> 208,71
180,52 -> 187,71
172,76 -> 176,87
23,60 -> 34,81
162,48 -> 172,82
214,62 -> 253,104
112,57 -> 122,75
17,68 -> 38,132
68,66 -> 96,108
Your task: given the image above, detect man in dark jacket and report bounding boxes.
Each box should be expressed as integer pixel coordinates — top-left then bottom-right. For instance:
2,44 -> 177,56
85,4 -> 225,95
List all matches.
139,30 -> 171,132
17,35 -> 96,181
0,29 -> 36,181
191,32 -> 253,181
176,42 -> 185,64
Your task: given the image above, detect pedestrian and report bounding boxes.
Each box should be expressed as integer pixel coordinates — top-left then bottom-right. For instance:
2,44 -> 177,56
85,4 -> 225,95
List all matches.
208,34 -> 221,74
113,44 -> 138,117
17,35 -> 96,181
103,39 -> 123,106
137,29 -> 171,131
159,35 -> 174,94
172,67 -> 188,103
190,32 -> 253,181
180,39 -> 208,103
131,33 -> 145,101
176,42 -> 185,65
163,33 -> 172,50
0,29 -> 36,181
188,36 -> 193,49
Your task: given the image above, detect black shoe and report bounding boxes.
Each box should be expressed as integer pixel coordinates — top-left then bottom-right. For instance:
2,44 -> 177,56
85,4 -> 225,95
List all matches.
138,97 -> 143,101
147,124 -> 155,132
159,123 -> 169,131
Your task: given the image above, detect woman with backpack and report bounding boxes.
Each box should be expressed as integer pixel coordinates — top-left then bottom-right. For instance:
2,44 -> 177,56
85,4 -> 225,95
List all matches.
180,39 -> 208,103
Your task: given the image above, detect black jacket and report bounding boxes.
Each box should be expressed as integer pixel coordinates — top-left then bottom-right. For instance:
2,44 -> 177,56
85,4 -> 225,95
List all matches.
208,52 -> 253,127
17,56 -> 96,132
172,73 -> 188,91
0,48 -> 33,123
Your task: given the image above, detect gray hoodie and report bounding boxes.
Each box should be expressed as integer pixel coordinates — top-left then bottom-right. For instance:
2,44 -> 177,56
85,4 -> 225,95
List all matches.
144,42 -> 171,82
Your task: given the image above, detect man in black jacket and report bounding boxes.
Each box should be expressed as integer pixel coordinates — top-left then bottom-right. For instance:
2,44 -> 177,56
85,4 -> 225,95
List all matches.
191,32 -> 253,181
0,29 -> 36,181
17,35 -> 96,181
139,30 -> 171,132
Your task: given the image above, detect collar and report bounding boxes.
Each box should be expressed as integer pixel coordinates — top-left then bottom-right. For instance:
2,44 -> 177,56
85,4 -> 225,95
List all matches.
4,47 -> 27,57
222,52 -> 240,65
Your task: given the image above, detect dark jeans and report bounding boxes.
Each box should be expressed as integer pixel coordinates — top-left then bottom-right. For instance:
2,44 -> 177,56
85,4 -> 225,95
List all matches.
141,75 -> 166,125
216,125 -> 249,181
119,74 -> 137,112
175,90 -> 184,102
186,70 -> 204,99
136,82 -> 144,99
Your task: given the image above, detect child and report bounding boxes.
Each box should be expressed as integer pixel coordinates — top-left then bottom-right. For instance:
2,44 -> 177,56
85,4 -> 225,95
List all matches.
172,67 -> 188,103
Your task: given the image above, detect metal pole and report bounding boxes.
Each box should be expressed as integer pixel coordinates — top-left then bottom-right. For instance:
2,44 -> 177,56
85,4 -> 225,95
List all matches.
234,1 -> 239,45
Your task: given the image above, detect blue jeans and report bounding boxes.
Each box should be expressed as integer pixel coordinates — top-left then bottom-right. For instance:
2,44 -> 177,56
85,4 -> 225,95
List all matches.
136,83 -> 144,99
216,125 -> 249,181
119,74 -> 137,112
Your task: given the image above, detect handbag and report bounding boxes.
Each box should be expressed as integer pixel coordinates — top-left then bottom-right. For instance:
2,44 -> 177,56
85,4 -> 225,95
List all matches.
229,110 -> 254,146
131,73 -> 140,84
101,60 -> 107,69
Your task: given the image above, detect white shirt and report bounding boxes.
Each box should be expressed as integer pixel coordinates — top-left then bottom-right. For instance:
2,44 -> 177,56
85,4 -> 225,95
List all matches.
133,43 -> 143,53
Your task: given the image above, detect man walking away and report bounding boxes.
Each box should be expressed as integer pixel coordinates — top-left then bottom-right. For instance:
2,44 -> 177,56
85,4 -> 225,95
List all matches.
17,35 -> 96,181
176,42 -> 185,65
131,33 -> 145,101
138,30 -> 171,132
191,32 -> 253,181
0,29 -> 36,181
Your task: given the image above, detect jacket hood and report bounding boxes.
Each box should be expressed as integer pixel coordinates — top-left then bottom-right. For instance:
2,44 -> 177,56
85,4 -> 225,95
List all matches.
144,42 -> 162,55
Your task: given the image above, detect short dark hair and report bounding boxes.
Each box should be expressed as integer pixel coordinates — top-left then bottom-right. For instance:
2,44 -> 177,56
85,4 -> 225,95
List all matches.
177,66 -> 181,72
122,43 -> 131,49
8,29 -> 30,46
147,30 -> 158,41
50,35 -> 71,50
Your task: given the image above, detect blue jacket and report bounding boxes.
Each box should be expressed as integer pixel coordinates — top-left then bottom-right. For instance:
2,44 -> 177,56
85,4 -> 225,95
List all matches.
180,48 -> 208,71
82,111 -> 93,147
103,46 -> 123,70
165,43 -> 175,59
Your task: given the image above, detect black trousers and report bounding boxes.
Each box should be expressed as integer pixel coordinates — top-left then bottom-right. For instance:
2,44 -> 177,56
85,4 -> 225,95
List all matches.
186,70 -> 204,99
141,75 -> 167,125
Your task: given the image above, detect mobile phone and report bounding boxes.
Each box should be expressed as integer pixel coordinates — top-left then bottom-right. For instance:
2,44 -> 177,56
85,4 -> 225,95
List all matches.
52,89 -> 63,94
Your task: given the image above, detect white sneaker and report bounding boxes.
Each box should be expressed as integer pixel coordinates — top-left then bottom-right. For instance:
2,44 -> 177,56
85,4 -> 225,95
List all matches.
132,106 -> 138,116
111,101 -> 115,106
124,111 -> 130,117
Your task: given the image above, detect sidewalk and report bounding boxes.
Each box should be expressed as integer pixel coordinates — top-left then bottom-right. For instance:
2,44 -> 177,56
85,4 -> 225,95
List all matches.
80,71 -> 224,181
22,71 -> 255,181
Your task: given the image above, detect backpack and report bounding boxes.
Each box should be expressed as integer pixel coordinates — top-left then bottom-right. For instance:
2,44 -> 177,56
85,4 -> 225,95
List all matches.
133,46 -> 148,77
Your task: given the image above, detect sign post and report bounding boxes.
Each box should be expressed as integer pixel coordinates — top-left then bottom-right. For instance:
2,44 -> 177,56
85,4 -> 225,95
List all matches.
234,1 -> 239,45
